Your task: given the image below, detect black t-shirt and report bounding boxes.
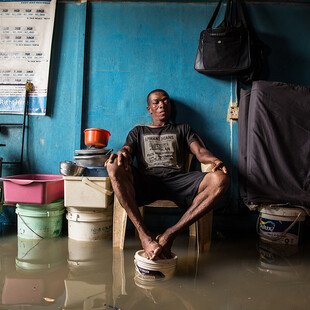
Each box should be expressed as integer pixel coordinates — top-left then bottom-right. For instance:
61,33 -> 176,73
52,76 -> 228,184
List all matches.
124,123 -> 199,176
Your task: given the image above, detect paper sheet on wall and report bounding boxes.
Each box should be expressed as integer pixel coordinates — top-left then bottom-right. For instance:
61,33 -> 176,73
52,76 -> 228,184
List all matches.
0,0 -> 56,115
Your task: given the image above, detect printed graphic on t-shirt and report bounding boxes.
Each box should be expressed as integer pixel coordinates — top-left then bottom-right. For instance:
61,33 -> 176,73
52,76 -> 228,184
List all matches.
143,134 -> 179,168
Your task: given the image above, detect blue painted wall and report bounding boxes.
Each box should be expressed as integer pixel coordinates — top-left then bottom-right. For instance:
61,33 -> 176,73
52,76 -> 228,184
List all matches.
1,1 -> 310,217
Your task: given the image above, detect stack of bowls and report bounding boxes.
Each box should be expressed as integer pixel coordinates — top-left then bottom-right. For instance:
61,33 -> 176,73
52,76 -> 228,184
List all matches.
59,128 -> 112,177
73,148 -> 112,168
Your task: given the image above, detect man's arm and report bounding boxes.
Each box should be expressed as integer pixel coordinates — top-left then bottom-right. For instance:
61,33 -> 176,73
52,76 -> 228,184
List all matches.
189,140 -> 228,174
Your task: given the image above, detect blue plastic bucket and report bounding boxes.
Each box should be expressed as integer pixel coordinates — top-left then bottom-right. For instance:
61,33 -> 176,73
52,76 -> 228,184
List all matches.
16,199 -> 65,239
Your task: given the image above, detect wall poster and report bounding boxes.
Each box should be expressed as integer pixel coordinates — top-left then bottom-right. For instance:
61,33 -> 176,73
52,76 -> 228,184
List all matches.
0,0 -> 56,115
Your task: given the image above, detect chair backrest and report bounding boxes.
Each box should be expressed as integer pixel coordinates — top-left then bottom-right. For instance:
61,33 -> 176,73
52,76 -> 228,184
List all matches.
201,162 -> 213,173
186,153 -> 213,173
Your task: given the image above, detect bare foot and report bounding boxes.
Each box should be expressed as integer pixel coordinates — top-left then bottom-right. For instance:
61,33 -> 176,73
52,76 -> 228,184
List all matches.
156,234 -> 174,259
141,238 -> 163,260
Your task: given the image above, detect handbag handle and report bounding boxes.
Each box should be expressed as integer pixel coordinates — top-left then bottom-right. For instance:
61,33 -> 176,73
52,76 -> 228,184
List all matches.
233,0 -> 248,29
207,0 -> 248,30
207,0 -> 226,29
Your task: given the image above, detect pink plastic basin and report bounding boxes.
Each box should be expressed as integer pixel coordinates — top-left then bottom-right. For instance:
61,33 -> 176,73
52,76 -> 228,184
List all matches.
1,174 -> 64,205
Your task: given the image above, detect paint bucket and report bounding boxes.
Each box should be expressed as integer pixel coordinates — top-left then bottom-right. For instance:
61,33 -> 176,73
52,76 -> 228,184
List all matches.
66,207 -> 112,241
258,206 -> 307,245
16,200 -> 65,239
134,250 -> 177,281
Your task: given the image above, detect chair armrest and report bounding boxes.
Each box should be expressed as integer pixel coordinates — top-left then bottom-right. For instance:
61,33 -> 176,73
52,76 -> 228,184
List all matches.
201,163 -> 213,173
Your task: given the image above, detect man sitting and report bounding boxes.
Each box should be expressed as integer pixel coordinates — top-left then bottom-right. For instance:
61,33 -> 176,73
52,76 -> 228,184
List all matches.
106,89 -> 230,260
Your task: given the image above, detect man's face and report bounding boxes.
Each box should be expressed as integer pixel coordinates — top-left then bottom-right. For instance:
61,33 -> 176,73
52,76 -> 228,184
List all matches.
147,91 -> 171,123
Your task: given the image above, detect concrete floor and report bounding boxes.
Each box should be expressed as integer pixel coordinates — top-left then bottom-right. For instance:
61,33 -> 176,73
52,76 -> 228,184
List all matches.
1,231 -> 310,310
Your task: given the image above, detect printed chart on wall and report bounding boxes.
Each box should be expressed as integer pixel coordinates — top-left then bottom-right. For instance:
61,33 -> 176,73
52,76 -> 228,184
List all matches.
0,0 -> 56,115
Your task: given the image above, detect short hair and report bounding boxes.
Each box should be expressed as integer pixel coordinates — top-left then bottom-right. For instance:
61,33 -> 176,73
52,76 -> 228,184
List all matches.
146,89 -> 170,106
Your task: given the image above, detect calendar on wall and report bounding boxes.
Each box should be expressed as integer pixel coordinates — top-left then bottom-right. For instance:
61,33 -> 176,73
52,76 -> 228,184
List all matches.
0,0 -> 56,115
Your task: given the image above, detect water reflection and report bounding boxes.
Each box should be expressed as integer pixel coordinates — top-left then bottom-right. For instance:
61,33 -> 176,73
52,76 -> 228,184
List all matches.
1,237 -> 68,307
257,241 -> 303,281
65,239 -> 114,310
113,238 -> 199,310
1,235 -> 310,309
17,237 -> 67,270
132,274 -> 195,310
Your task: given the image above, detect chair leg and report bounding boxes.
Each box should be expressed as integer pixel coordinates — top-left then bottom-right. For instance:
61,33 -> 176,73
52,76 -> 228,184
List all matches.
112,248 -> 127,302
189,222 -> 197,238
197,211 -> 213,253
113,196 -> 128,249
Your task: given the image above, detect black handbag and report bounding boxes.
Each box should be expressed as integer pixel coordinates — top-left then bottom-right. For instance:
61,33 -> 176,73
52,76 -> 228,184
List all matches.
194,0 -> 253,77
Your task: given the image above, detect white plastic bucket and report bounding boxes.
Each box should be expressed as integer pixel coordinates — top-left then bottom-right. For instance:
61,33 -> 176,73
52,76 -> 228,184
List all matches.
16,200 -> 65,239
258,206 -> 307,245
134,250 -> 177,281
66,207 -> 112,241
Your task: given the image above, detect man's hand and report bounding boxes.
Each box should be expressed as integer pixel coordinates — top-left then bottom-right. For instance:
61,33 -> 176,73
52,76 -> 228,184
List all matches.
105,147 -> 132,170
189,140 -> 228,174
212,160 -> 228,174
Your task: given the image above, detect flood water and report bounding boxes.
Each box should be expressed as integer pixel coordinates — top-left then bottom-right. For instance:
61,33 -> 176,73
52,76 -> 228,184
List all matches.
1,232 -> 310,310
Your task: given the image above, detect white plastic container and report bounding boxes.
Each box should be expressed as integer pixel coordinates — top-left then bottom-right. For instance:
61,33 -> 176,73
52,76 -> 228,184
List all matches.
258,206 -> 307,245
134,250 -> 177,281
66,207 -> 112,241
64,176 -> 113,208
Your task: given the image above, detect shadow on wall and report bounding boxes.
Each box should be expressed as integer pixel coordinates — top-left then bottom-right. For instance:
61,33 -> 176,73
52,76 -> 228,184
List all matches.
170,99 -> 234,212
172,99 -> 230,167
258,32 -> 307,86
46,6 -> 66,117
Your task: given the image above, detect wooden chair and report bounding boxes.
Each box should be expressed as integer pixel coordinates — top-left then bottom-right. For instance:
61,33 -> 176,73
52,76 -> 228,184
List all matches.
112,159 -> 214,253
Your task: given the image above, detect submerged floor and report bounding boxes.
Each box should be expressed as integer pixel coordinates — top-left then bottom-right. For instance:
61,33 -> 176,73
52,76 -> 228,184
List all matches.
1,231 -> 310,310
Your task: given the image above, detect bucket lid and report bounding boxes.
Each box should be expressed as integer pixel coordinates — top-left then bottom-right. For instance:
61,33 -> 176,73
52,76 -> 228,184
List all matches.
63,176 -> 109,181
17,199 -> 64,211
16,207 -> 65,217
134,250 -> 177,267
66,210 -> 112,222
67,206 -> 112,214
259,206 -> 307,218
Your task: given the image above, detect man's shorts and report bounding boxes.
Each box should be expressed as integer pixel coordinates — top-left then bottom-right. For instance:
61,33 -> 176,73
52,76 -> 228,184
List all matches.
132,167 -> 207,209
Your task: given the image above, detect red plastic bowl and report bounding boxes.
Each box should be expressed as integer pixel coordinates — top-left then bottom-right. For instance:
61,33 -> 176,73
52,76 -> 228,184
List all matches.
84,128 -> 111,147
